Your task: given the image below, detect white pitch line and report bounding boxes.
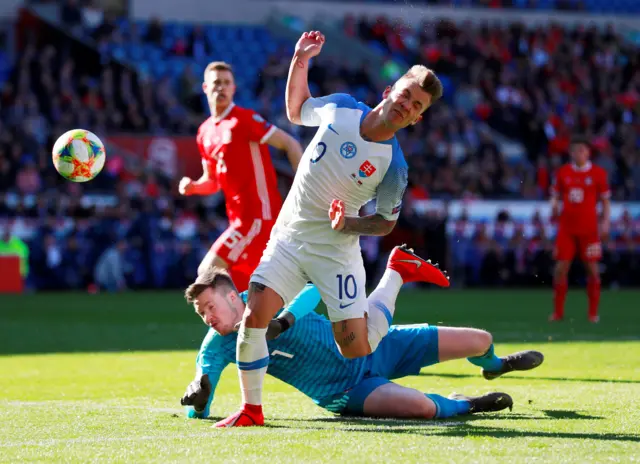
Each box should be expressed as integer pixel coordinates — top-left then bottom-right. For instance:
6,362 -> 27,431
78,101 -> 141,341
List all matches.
1,401 -> 181,414
0,432 -> 216,448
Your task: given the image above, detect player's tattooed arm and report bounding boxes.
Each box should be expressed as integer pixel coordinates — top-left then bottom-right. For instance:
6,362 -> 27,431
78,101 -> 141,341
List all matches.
249,282 -> 266,293
341,214 -> 397,236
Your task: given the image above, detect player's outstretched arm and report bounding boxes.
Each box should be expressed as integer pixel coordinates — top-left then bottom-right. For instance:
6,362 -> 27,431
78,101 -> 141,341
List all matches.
181,374 -> 213,418
329,199 -> 396,236
179,159 -> 219,196
181,330 -> 229,419
286,31 -> 325,125
266,129 -> 304,171
342,214 -> 396,236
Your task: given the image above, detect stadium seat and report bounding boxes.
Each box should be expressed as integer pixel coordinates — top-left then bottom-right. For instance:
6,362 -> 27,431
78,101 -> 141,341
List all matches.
102,20 -> 282,110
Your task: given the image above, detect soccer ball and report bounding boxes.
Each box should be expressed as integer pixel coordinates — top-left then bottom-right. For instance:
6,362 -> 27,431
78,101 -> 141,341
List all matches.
52,129 -> 106,182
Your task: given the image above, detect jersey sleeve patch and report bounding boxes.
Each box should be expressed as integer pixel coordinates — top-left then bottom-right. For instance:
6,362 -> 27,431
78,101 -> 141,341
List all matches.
375,140 -> 408,221
247,110 -> 274,142
300,93 -> 358,127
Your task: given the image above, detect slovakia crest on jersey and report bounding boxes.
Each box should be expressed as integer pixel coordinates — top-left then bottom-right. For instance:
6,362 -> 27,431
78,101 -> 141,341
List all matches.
358,160 -> 376,178
340,141 -> 357,159
585,177 -> 592,185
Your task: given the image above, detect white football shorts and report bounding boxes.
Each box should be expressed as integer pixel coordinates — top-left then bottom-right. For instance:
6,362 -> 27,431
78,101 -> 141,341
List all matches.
250,234 -> 368,322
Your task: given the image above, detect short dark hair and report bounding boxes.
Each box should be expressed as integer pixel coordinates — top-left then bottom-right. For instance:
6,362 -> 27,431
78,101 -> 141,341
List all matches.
571,135 -> 591,149
204,61 -> 233,79
184,266 -> 236,304
399,65 -> 443,102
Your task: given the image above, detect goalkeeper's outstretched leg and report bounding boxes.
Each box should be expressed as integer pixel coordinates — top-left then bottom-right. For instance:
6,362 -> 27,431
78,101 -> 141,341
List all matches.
331,379 -> 512,419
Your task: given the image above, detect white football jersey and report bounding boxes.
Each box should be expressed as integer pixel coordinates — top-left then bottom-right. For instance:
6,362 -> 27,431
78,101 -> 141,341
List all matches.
272,93 -> 408,249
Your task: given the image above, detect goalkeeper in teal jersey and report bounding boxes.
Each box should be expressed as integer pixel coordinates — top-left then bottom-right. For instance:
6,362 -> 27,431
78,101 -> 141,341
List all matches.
181,248 -> 544,421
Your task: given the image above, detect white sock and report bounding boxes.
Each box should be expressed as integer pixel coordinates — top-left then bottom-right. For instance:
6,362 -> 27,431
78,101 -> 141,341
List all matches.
366,269 -> 403,352
236,325 -> 269,406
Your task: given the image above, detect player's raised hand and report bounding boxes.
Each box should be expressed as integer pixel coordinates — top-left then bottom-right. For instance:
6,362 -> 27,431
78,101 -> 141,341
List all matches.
329,199 -> 346,231
178,176 -> 195,195
294,31 -> 325,60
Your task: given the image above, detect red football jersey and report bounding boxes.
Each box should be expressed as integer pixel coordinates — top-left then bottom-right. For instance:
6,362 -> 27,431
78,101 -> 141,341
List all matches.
551,162 -> 610,234
196,104 -> 282,225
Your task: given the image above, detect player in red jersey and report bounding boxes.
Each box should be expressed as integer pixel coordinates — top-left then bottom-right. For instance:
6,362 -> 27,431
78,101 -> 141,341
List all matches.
179,61 -> 303,292
549,138 -> 611,323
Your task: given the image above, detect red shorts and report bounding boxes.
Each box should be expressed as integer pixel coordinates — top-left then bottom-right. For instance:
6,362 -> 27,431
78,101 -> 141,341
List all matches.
210,219 -> 274,291
554,228 -> 601,262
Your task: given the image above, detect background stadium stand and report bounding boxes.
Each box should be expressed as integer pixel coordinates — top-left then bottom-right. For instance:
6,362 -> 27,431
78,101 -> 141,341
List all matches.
0,0 -> 638,292
289,0 -> 640,14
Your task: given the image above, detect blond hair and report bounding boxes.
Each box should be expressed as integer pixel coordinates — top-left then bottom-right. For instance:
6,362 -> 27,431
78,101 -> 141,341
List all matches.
203,61 -> 234,80
398,65 -> 443,102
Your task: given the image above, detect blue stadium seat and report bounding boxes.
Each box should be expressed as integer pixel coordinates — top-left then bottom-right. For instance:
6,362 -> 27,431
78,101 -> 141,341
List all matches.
128,44 -> 146,62
147,47 -> 164,62
161,35 -> 175,51
111,46 -> 127,62
115,17 -> 129,33
167,58 -> 187,77
164,22 -> 189,39
104,20 -> 282,115
134,20 -> 149,37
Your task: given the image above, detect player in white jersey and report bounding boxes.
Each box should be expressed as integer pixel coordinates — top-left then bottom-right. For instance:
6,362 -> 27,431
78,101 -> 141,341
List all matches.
215,30 -> 446,428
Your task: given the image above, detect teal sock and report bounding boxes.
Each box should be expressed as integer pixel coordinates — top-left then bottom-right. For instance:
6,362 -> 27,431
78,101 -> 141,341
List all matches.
467,343 -> 503,372
426,394 -> 471,418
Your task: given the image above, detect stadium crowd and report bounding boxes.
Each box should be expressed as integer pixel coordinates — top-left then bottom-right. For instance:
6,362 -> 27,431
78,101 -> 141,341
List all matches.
1,4 -> 639,291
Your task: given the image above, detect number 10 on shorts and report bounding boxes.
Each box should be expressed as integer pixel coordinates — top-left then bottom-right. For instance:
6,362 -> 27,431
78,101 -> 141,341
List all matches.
337,274 -> 357,300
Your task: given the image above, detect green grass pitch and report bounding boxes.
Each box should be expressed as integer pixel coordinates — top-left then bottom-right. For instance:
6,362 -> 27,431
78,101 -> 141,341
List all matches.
1,289 -> 639,463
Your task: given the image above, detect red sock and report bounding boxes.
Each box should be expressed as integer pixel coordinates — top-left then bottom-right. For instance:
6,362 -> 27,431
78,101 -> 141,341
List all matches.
587,277 -> 601,319
553,279 -> 568,319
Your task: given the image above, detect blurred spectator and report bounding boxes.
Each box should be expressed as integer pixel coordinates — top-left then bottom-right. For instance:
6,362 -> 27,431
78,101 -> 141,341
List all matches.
145,17 -> 163,46
0,227 -> 29,278
61,0 -> 82,31
16,161 -> 42,194
82,0 -> 104,32
187,25 -> 212,60
94,240 -> 128,292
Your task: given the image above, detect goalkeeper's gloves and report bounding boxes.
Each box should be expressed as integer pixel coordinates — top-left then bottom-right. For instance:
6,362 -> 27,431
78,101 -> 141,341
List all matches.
233,312 -> 297,341
180,374 -> 212,413
266,311 -> 296,341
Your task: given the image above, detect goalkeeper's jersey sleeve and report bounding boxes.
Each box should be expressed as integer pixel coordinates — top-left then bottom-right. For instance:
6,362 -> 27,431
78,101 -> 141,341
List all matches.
282,282 -> 321,320
186,328 -> 235,419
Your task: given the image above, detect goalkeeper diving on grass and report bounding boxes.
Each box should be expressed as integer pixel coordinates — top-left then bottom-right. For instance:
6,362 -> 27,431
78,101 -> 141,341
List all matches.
181,245 -> 544,422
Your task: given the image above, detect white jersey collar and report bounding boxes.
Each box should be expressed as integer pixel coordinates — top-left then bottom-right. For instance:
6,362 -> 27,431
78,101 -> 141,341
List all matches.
571,161 -> 592,172
212,103 -> 235,122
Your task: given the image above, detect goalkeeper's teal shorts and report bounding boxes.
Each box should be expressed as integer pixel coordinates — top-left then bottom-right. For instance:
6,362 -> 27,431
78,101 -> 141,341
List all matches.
314,324 -> 439,415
